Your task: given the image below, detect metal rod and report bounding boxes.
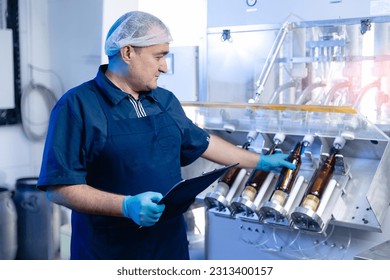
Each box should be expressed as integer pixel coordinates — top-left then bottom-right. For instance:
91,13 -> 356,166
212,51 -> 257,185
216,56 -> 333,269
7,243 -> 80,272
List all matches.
253,21 -> 291,102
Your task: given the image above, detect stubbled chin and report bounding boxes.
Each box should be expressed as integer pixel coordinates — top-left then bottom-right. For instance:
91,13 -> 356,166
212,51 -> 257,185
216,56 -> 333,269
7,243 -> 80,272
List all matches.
147,82 -> 158,91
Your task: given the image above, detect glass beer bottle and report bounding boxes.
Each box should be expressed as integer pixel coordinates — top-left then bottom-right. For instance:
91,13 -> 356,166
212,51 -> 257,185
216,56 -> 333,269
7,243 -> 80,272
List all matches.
213,142 -> 250,197
241,144 -> 278,201
301,148 -> 338,212
269,141 -> 305,207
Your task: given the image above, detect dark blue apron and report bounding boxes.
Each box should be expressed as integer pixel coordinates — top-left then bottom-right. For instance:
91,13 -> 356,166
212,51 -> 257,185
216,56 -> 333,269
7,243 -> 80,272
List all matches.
70,89 -> 189,260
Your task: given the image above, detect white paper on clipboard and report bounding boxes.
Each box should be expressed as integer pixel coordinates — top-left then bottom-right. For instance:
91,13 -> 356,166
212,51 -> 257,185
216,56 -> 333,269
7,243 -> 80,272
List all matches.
158,163 -> 239,220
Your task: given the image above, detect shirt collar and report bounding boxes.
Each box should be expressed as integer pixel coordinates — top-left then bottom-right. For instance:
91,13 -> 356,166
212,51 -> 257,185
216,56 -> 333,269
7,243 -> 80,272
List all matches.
94,65 -> 157,105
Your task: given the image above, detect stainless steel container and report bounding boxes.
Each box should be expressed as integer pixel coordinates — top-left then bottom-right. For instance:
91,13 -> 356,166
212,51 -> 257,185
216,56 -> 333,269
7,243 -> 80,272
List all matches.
0,187 -> 18,259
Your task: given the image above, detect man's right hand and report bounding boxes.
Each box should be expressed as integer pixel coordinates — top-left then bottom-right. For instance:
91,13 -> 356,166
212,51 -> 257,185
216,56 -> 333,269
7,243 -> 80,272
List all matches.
122,191 -> 165,227
256,153 -> 296,171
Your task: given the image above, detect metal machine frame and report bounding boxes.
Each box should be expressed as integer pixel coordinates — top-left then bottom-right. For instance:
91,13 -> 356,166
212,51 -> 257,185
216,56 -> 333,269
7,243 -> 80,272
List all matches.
183,15 -> 390,260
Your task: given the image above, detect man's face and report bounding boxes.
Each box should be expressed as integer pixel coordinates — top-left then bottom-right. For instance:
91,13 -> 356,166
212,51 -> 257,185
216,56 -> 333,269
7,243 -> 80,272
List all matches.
129,43 -> 169,93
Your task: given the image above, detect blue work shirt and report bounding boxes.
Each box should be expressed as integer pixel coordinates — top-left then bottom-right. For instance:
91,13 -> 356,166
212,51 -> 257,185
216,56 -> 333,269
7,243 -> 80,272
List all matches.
37,65 -> 210,188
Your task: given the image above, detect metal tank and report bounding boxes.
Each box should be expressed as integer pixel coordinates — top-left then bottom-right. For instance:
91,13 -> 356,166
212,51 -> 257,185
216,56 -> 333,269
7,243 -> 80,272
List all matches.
13,177 -> 61,259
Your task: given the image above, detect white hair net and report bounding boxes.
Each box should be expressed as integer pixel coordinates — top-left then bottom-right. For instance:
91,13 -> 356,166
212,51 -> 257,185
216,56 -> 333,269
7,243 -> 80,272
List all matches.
105,11 -> 173,56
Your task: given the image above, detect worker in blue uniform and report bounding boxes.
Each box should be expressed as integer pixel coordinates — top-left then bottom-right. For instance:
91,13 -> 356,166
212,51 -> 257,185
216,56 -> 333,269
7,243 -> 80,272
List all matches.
37,11 -> 295,260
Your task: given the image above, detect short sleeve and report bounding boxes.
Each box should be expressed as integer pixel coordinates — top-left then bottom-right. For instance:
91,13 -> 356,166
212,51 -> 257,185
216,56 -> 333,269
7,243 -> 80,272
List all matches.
37,97 -> 87,189
180,118 -> 210,166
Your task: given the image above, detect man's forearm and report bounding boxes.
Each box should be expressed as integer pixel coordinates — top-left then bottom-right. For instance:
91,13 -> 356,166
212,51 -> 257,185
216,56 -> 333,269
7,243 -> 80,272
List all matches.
201,134 -> 260,168
46,184 -> 124,217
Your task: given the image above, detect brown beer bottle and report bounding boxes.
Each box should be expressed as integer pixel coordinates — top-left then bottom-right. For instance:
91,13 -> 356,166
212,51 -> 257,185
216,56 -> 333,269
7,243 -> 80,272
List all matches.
301,148 -> 338,211
269,141 -> 305,207
214,142 -> 250,196
241,144 -> 278,201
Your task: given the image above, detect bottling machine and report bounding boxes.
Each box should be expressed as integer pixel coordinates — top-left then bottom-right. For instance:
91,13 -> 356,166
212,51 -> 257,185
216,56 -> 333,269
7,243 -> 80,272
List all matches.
181,8 -> 390,259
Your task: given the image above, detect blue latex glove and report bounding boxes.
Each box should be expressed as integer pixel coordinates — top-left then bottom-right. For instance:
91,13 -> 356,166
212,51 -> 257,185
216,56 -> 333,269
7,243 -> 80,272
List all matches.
256,153 -> 296,171
122,191 -> 165,227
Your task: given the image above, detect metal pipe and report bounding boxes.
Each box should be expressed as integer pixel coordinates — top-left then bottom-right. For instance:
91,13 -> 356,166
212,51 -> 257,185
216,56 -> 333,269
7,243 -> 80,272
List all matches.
253,21 -> 291,103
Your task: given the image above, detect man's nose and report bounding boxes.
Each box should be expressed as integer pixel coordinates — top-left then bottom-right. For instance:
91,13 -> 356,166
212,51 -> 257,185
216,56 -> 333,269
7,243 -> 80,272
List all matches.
159,58 -> 168,73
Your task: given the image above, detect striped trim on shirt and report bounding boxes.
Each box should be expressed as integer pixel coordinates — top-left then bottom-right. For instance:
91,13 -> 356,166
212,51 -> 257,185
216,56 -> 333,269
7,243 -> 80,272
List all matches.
127,94 -> 147,118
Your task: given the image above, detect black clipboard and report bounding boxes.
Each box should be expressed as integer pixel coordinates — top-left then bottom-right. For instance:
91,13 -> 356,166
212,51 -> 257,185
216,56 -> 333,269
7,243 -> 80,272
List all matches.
158,163 -> 239,220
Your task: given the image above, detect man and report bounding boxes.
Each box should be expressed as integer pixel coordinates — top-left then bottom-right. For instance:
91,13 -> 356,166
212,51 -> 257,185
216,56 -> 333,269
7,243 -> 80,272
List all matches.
37,11 -> 294,260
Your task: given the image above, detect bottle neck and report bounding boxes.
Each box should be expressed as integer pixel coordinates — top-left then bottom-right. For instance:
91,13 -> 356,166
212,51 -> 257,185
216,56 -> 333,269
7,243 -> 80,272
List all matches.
288,141 -> 305,162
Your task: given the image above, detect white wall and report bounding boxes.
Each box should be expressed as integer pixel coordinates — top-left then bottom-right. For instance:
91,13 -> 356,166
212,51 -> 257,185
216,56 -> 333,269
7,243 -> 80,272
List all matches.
48,0 -> 104,93
0,0 -> 52,189
100,0 -> 207,64
139,0 -> 207,47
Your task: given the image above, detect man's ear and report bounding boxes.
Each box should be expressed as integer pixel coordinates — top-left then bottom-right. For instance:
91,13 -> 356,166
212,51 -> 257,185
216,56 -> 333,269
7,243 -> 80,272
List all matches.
120,45 -> 133,63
